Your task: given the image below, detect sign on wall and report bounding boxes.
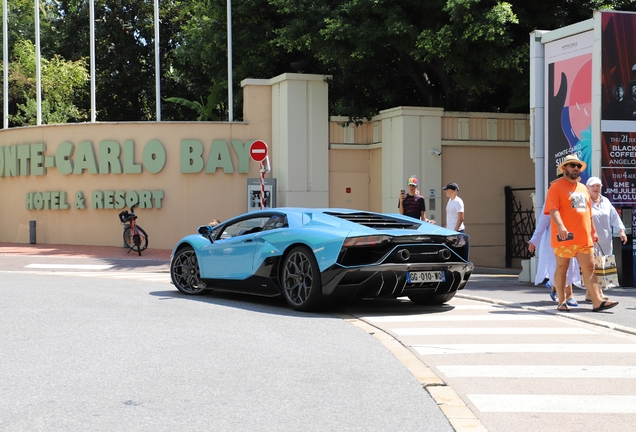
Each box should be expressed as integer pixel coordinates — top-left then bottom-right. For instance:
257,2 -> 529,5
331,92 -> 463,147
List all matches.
544,30 -> 593,185
246,178 -> 276,212
600,11 -> 636,205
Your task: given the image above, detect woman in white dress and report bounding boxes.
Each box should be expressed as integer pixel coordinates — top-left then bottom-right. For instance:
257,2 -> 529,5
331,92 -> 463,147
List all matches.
586,177 -> 627,255
585,176 -> 628,299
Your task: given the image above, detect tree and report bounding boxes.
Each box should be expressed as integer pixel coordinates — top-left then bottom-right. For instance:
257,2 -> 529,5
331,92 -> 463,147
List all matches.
51,0 -> 187,121
8,39 -> 89,125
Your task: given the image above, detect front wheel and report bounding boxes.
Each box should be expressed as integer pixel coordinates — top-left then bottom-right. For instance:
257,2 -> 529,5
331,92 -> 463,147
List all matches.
123,226 -> 148,254
281,246 -> 323,311
171,246 -> 206,295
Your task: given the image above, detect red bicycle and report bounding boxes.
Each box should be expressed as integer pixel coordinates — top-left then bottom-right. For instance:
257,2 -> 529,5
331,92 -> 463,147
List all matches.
118,203 -> 148,256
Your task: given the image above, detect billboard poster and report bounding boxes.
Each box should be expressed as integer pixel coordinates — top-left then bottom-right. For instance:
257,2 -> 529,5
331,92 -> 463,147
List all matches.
601,11 -> 636,206
246,178 -> 276,212
544,31 -> 593,185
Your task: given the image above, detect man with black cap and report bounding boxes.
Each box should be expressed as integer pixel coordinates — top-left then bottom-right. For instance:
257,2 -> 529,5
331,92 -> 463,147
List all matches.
443,182 -> 464,232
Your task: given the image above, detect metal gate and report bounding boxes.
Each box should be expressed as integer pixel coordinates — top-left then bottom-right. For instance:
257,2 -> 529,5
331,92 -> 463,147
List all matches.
504,186 -> 536,268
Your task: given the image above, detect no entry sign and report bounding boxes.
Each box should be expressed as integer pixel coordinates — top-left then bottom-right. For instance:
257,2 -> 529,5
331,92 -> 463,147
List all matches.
249,140 -> 268,162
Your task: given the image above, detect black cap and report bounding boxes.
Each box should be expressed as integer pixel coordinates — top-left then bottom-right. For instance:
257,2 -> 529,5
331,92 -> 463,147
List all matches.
443,182 -> 459,191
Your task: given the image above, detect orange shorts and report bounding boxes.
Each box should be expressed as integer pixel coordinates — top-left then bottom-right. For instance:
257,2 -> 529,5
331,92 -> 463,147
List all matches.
553,244 -> 594,259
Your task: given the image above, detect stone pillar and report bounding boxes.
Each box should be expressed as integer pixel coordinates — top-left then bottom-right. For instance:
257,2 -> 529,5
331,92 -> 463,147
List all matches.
270,73 -> 330,207
378,107 -> 444,223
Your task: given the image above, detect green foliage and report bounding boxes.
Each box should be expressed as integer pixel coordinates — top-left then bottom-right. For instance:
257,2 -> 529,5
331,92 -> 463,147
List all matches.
8,40 -> 88,125
165,83 -> 223,121
5,0 -> 636,124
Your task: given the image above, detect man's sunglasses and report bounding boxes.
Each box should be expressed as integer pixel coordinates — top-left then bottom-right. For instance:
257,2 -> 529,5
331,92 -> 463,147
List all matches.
567,163 -> 582,169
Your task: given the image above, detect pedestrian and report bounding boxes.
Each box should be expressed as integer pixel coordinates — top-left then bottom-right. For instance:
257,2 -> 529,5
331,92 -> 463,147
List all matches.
209,219 -> 221,226
443,183 -> 464,232
544,154 -> 619,312
585,176 -> 628,300
528,205 -> 580,306
399,176 -> 434,223
585,176 -> 628,254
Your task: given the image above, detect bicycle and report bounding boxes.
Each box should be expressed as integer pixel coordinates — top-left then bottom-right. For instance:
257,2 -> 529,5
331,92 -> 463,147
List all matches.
118,202 -> 148,256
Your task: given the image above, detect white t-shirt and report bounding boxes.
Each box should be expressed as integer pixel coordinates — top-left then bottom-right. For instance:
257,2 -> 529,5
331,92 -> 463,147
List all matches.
446,196 -> 465,231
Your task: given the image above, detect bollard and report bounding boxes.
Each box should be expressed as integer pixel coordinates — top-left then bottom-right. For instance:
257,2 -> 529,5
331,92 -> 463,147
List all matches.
29,220 -> 36,244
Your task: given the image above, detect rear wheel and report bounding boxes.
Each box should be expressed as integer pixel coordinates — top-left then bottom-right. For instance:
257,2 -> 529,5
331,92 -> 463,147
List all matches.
281,246 -> 323,311
123,226 -> 148,254
408,291 -> 456,305
171,246 -> 206,295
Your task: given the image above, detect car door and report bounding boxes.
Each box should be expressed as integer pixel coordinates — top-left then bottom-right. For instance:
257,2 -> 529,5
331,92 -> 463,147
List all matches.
198,216 -> 270,279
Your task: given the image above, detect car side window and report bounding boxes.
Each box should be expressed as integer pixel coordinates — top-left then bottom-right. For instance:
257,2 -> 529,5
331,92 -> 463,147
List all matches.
262,214 -> 288,230
220,217 -> 270,238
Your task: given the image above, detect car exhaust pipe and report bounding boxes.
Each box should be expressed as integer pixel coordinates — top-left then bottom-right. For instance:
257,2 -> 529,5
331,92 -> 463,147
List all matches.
437,249 -> 452,260
397,249 -> 410,261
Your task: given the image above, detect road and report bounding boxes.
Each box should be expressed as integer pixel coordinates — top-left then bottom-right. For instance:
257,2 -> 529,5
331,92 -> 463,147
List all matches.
2,248 -> 636,431
0,271 -> 453,432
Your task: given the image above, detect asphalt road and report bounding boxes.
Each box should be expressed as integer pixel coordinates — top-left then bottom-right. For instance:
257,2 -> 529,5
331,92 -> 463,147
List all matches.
0,272 -> 454,432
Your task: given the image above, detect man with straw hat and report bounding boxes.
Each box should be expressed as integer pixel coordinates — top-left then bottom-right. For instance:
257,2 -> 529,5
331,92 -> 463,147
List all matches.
544,154 -> 619,312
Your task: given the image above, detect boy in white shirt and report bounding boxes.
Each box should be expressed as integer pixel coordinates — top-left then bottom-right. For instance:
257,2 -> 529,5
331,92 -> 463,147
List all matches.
443,183 -> 465,232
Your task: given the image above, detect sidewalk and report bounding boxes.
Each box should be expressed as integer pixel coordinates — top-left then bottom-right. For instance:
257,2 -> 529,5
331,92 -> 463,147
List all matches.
0,242 -> 171,261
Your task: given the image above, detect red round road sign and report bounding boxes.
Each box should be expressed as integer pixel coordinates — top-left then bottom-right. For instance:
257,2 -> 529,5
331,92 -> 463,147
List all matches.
249,140 -> 268,162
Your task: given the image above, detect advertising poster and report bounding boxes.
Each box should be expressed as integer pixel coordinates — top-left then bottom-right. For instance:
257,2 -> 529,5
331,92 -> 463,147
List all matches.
601,11 -> 636,206
544,31 -> 593,185
633,209 -> 636,285
246,178 -> 276,212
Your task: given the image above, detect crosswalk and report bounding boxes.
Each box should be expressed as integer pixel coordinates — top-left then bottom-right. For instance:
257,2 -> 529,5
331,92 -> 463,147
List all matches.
357,300 -> 636,431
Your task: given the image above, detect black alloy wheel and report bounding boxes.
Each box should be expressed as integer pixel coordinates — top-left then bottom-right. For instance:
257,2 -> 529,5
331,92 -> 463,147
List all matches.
171,246 -> 206,295
281,246 -> 323,311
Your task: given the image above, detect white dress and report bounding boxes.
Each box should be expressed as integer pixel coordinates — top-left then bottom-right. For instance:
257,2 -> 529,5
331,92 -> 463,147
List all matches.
591,195 -> 625,255
529,210 -> 581,287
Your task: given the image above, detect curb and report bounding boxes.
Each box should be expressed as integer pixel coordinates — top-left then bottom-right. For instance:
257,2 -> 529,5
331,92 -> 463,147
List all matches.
337,313 -> 488,432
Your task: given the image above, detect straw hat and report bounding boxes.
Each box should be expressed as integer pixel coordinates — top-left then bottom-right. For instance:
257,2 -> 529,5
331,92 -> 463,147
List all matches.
557,154 -> 587,172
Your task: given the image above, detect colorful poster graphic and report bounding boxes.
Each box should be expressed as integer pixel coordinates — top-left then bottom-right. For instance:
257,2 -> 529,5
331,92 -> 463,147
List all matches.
544,31 -> 593,185
601,11 -> 636,206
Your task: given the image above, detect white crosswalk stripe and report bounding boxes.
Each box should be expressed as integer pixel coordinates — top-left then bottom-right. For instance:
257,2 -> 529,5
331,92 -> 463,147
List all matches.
468,394 -> 636,414
393,327 -> 597,335
438,365 -> 636,378
413,343 -> 636,355
364,313 -> 544,322
53,271 -> 171,283
4,269 -> 171,284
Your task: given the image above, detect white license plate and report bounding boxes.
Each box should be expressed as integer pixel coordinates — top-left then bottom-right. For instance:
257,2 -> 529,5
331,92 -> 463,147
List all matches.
406,271 -> 445,283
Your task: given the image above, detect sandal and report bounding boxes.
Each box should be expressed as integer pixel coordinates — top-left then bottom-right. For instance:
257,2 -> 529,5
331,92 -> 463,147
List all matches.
557,303 -> 571,312
566,298 -> 578,307
550,289 -> 557,302
592,301 -> 619,312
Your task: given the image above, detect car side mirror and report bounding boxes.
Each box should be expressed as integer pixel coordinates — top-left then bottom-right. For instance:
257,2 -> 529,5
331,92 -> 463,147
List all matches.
198,225 -> 215,244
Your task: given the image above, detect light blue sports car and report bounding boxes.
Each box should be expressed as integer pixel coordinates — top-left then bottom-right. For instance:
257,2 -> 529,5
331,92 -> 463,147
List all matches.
170,208 -> 473,311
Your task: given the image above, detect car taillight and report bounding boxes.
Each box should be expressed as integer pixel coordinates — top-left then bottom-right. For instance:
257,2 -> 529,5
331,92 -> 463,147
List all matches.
343,235 -> 392,247
447,234 -> 468,247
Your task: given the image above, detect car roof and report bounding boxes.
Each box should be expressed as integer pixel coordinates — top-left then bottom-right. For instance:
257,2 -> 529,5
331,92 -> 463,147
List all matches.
224,207 -> 455,234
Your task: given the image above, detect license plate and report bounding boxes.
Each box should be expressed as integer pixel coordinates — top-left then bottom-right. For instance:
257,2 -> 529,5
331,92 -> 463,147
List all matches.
406,271 -> 445,283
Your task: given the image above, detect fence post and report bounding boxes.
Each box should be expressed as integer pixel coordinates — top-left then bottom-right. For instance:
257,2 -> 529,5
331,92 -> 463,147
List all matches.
504,187 -> 512,267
